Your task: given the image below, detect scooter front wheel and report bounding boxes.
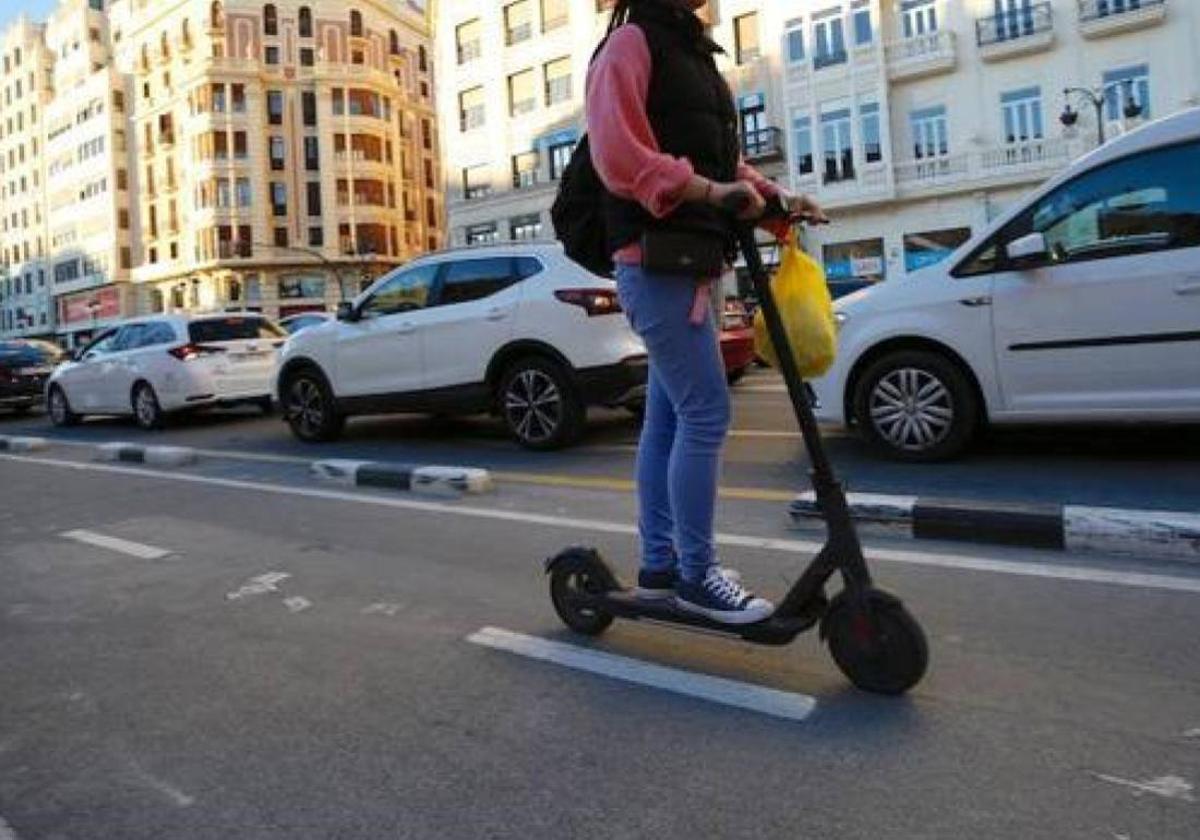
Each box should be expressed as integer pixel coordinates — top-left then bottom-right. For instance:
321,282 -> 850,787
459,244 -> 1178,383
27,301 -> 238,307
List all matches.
825,593 -> 928,695
549,558 -> 615,636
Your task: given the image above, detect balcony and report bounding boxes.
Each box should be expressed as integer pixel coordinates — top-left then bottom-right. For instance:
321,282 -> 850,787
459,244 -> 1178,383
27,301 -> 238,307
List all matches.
742,127 -> 783,164
813,50 -> 849,71
894,138 -> 1074,196
976,3 -> 1055,62
886,30 -> 957,81
1079,0 -> 1166,39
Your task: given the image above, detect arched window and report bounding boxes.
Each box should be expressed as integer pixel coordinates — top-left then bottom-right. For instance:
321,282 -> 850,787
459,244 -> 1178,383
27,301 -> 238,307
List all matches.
298,6 -> 312,38
349,10 -> 363,38
389,29 -> 399,56
210,1 -> 224,29
264,4 -> 278,37
417,45 -> 427,72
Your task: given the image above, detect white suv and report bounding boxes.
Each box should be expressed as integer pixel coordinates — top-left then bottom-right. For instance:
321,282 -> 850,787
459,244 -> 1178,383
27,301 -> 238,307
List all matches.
47,313 -> 285,430
275,242 -> 648,449
812,107 -> 1200,461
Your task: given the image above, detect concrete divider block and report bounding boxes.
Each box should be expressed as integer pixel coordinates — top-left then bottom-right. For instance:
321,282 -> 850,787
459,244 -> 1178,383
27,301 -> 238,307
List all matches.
95,442 -> 196,467
0,436 -> 50,453
311,459 -> 493,497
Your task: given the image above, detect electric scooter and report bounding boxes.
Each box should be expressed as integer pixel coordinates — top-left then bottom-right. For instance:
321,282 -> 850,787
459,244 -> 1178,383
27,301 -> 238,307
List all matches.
545,200 -> 929,696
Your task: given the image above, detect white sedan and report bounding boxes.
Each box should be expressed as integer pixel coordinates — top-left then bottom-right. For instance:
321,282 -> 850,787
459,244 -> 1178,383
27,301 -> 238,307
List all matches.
811,107 -> 1200,460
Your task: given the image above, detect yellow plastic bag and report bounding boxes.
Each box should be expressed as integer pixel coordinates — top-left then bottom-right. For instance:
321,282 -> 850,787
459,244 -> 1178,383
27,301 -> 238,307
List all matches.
753,238 -> 837,379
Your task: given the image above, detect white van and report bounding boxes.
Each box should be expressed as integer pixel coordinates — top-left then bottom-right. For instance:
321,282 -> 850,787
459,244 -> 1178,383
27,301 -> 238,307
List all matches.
811,107 -> 1200,460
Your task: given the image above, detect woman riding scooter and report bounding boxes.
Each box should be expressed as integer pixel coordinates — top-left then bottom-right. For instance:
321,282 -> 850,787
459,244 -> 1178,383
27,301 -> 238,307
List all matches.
586,0 -> 827,624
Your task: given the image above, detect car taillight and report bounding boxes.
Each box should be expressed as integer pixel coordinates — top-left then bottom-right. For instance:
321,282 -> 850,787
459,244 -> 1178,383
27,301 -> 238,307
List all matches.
722,299 -> 751,330
168,343 -> 225,362
554,289 -> 622,317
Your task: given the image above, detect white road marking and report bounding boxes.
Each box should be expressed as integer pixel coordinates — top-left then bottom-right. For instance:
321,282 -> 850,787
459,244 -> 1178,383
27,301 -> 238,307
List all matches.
282,596 -> 312,613
0,815 -> 17,840
9,453 -> 1200,596
1091,773 -> 1195,802
226,572 -> 291,601
127,759 -> 195,807
467,626 -> 817,722
362,602 -> 403,616
60,529 -> 172,560
727,429 -> 803,439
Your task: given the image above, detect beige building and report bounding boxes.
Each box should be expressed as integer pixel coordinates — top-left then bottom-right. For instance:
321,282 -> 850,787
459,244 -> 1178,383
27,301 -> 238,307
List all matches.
0,0 -> 444,342
109,0 -> 444,321
0,16 -> 55,339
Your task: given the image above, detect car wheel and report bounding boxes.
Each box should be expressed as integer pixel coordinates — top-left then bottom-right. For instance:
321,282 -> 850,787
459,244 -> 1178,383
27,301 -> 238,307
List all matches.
283,368 -> 344,443
852,350 -> 978,462
499,357 -> 584,451
132,382 -> 165,431
48,386 -> 78,427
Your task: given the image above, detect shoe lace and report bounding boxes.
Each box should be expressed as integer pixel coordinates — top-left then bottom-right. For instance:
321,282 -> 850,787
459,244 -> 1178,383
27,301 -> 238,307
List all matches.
706,568 -> 751,605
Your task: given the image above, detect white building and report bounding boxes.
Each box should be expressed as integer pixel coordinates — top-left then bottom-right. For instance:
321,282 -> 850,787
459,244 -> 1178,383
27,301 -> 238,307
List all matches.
437,0 -> 1199,294
0,17 -> 55,338
44,0 -> 138,346
770,0 -> 1200,286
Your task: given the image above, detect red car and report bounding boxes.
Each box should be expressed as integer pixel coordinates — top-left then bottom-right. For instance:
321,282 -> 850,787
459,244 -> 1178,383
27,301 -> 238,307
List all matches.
720,298 -> 755,384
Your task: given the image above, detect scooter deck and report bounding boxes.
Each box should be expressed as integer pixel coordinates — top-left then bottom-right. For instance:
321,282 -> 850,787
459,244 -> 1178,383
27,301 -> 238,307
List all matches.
593,589 -> 827,646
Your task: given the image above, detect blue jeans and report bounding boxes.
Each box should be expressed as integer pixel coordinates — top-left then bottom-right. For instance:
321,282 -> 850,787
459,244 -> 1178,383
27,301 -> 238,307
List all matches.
616,263 -> 731,584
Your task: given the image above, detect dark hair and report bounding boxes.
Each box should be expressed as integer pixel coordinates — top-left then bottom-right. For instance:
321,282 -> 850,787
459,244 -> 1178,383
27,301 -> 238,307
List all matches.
607,1 -> 633,33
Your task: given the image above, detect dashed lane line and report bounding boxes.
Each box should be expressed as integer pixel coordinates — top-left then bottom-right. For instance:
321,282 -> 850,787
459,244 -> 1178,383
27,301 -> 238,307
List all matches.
6,453 -> 1200,596
467,626 -> 817,722
60,529 -> 173,560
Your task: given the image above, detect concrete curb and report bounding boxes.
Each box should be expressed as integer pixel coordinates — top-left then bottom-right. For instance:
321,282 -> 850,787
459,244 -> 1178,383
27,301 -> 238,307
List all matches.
0,435 -> 50,453
312,459 -> 493,498
789,492 -> 1200,563
95,442 -> 198,467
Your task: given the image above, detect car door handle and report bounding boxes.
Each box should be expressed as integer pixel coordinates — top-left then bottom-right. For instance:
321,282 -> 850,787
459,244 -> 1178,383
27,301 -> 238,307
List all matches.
485,306 -> 510,321
1175,280 -> 1200,296
959,296 -> 992,307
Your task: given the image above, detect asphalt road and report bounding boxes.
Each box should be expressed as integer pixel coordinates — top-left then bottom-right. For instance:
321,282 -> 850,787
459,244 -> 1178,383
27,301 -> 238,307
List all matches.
1,452 -> 1198,838
2,367 -> 1199,510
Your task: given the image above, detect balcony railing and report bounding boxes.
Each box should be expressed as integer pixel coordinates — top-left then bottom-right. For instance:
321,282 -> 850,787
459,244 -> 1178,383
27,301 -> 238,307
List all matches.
742,127 -> 783,163
895,154 -> 970,187
464,185 -> 493,200
1079,0 -> 1163,22
894,137 -> 1072,191
457,41 -> 481,64
979,137 -> 1072,174
813,50 -> 849,70
506,23 -> 532,46
977,2 -> 1053,46
885,30 -> 957,80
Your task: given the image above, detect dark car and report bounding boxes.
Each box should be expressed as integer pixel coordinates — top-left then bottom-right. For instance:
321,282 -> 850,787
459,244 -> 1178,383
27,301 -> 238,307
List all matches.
0,339 -> 65,414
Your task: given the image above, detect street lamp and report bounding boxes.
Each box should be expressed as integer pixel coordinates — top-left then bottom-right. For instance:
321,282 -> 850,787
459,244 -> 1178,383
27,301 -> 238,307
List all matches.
1060,80 -> 1143,146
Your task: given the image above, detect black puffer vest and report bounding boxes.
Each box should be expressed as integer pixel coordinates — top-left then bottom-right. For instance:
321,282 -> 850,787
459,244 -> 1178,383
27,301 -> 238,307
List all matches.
603,2 -> 740,258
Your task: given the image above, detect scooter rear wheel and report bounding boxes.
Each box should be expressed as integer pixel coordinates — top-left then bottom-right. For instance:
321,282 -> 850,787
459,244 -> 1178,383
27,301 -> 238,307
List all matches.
549,563 -> 614,636
825,595 -> 928,695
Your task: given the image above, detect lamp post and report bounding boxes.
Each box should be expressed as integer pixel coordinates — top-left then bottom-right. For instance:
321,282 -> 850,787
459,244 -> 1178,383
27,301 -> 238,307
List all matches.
1060,80 -> 1143,146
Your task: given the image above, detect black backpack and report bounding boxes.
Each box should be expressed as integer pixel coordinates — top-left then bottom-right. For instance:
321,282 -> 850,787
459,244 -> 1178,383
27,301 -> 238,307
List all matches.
550,134 -> 612,277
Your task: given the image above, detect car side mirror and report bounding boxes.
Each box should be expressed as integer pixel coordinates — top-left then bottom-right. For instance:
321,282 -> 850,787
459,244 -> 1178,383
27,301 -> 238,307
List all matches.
336,301 -> 358,322
1006,232 -> 1048,265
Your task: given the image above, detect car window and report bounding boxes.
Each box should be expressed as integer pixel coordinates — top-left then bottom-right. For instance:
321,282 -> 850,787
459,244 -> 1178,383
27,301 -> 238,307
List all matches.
81,329 -> 119,359
437,257 -> 522,306
361,263 -> 438,317
189,317 -> 286,342
111,324 -> 146,352
955,140 -> 1200,276
142,321 -> 179,347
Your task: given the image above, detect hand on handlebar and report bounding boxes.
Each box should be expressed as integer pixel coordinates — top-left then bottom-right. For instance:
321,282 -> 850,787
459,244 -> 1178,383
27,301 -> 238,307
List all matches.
708,180 -> 766,221
785,192 -> 829,225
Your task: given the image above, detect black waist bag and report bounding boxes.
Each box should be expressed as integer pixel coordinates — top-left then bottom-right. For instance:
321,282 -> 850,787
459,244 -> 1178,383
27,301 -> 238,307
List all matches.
640,228 -> 726,277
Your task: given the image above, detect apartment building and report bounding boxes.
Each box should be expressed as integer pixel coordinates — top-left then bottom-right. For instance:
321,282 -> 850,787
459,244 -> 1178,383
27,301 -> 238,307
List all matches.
108,0 -> 443,320
0,17 -> 55,338
440,0 -> 1198,294
767,0 -> 1199,284
44,0 -> 137,345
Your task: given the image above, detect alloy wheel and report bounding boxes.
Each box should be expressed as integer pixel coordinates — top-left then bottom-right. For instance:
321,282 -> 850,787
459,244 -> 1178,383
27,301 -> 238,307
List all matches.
135,387 -> 158,428
288,378 -> 326,439
50,389 -> 68,424
869,368 -> 954,453
504,369 -> 563,445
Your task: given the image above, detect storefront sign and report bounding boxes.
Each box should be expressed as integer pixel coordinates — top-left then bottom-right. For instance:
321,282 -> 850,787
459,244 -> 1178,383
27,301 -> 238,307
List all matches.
59,285 -> 121,325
